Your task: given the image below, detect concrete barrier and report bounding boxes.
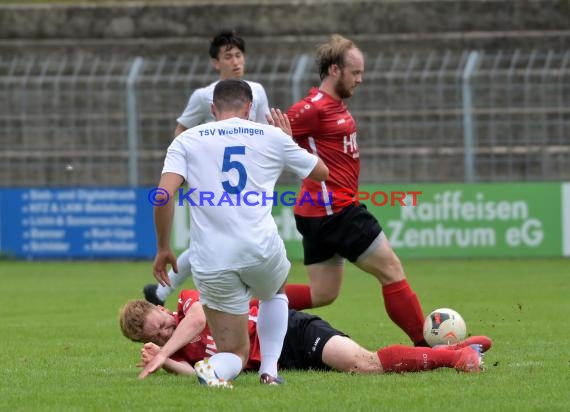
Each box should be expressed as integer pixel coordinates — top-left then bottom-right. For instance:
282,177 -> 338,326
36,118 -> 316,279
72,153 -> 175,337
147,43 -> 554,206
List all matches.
0,0 -> 568,57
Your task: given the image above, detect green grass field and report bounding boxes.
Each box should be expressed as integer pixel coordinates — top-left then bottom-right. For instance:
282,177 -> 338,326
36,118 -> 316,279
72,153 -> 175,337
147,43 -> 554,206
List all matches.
1,258 -> 569,411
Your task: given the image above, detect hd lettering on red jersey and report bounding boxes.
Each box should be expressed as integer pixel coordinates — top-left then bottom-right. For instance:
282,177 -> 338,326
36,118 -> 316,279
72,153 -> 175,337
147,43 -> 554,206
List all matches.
288,88 -> 360,217
343,131 -> 359,158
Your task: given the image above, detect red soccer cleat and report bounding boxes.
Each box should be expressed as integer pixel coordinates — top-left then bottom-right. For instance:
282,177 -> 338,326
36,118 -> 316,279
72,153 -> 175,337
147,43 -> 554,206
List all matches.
434,335 -> 493,353
454,344 -> 483,373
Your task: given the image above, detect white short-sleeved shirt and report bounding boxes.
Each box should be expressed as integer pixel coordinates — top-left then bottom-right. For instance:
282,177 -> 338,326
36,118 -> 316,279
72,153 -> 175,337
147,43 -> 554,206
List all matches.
176,80 -> 270,128
162,117 -> 319,272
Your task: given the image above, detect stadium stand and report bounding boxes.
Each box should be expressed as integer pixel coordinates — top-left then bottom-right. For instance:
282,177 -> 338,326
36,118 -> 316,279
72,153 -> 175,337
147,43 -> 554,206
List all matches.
0,1 -> 568,186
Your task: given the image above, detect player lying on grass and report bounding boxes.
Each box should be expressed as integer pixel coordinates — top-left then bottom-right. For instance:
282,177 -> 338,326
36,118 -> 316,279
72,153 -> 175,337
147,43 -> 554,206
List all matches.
120,290 -> 492,385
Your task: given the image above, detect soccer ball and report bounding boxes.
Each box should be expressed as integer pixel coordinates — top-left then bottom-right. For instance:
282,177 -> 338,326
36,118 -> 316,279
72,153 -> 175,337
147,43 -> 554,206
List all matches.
423,308 -> 467,347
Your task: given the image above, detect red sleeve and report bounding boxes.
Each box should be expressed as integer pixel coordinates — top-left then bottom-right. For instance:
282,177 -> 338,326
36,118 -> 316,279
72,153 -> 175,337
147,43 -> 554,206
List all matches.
177,289 -> 201,317
287,100 -> 320,141
169,351 -> 186,362
249,305 -> 258,317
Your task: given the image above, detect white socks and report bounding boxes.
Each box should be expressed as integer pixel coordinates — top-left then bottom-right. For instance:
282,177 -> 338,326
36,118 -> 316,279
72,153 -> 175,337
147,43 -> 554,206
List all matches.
156,248 -> 193,301
257,293 -> 289,377
207,352 -> 243,381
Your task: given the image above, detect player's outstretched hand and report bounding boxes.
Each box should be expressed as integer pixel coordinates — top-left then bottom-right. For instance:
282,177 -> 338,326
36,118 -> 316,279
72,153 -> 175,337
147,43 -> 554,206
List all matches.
152,249 -> 178,287
137,342 -> 161,368
138,350 -> 168,379
266,108 -> 292,136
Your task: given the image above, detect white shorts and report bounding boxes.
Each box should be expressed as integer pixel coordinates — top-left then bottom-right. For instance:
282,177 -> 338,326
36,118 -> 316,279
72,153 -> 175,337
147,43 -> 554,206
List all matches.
192,242 -> 291,315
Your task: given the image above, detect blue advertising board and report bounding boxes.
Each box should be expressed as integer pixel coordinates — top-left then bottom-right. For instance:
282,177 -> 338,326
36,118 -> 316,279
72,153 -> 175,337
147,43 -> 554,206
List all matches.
0,188 -> 156,259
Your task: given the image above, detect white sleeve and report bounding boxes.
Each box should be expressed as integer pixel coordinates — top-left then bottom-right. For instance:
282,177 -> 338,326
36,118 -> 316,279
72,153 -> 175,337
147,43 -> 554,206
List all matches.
176,90 -> 210,128
162,138 -> 188,182
279,132 -> 319,179
254,85 -> 270,124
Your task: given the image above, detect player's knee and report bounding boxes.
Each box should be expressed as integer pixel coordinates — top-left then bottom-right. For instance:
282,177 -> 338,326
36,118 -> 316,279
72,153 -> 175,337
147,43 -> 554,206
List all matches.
312,290 -> 338,307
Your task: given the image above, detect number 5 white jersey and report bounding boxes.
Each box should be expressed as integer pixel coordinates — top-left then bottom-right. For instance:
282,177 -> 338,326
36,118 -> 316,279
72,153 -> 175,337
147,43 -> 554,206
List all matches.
162,117 -> 319,272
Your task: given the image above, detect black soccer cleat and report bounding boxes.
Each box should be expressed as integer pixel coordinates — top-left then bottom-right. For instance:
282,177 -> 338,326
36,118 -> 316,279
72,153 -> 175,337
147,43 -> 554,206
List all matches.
260,373 -> 285,385
143,284 -> 165,306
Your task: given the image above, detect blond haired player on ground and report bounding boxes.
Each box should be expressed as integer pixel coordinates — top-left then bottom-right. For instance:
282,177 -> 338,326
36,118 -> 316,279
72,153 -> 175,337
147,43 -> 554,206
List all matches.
121,289 -> 491,385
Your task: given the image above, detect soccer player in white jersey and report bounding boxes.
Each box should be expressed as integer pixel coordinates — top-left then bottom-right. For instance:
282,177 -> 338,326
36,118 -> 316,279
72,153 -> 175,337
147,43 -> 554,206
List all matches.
143,30 -> 271,306
174,30 -> 270,136
139,79 -> 328,386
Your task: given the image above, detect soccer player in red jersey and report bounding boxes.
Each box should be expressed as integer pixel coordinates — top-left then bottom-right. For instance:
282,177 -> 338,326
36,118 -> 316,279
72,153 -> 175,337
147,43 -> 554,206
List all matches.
283,34 -> 430,347
119,290 -> 490,384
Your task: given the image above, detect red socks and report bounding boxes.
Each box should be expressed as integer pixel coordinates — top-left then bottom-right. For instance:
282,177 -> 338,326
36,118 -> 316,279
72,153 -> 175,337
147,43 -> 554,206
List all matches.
251,280 -> 425,349
250,284 -> 313,310
377,345 -> 459,373
283,284 -> 312,310
382,279 -> 427,346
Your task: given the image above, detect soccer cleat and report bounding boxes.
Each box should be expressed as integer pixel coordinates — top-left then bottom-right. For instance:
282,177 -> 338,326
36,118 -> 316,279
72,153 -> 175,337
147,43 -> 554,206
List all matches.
143,284 -> 165,306
195,359 -> 233,388
454,344 -> 483,373
259,373 -> 285,385
433,335 -> 493,353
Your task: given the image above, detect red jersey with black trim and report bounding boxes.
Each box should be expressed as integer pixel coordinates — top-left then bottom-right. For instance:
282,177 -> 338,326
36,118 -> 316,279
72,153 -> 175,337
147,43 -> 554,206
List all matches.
169,289 -> 261,370
287,87 -> 360,217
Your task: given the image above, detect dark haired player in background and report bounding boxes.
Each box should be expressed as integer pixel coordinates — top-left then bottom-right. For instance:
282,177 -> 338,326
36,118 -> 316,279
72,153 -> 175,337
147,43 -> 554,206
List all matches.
143,30 -> 270,307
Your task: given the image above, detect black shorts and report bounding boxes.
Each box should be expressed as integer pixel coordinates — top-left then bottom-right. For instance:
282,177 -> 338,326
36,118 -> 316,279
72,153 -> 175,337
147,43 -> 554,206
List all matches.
295,203 -> 383,264
278,310 -> 348,371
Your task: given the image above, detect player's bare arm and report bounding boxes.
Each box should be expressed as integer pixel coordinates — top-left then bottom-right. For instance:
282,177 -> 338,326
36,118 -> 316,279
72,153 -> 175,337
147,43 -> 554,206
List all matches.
152,172 -> 184,286
138,342 -> 196,376
307,158 -> 329,182
139,301 -> 207,379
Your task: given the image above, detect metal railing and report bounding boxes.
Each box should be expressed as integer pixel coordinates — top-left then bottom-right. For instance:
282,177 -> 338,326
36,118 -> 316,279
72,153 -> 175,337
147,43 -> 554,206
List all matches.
1,49 -> 568,187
